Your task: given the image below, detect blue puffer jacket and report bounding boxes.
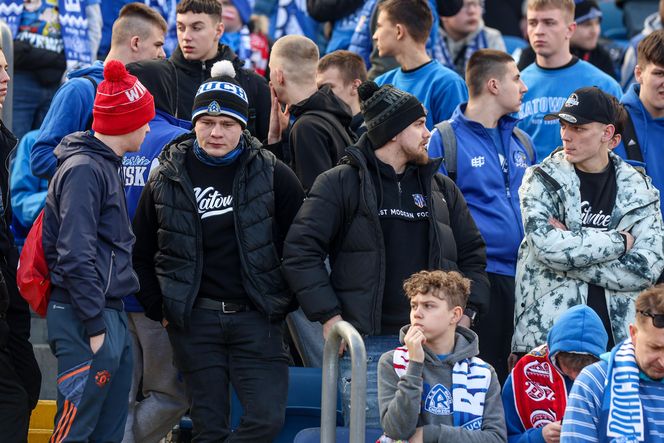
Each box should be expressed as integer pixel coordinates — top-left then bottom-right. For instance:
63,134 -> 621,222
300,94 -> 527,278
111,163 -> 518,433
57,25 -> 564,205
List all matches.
427,104 -> 536,277
43,131 -> 139,337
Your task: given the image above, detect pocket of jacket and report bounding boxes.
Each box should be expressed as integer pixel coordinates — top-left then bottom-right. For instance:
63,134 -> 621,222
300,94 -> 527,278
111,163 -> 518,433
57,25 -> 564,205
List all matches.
103,250 -> 115,296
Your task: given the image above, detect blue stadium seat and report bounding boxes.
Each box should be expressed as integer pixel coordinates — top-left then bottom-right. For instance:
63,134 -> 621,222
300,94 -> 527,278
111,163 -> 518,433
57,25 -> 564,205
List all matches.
230,366 -> 344,442
293,426 -> 384,443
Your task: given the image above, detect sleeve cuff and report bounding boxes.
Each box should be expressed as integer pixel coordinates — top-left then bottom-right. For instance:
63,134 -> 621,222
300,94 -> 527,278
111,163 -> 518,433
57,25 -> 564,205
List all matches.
84,314 -> 106,337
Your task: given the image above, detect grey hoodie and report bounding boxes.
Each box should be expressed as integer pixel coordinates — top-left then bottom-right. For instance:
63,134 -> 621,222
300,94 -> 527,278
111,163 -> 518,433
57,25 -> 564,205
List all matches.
378,325 -> 506,443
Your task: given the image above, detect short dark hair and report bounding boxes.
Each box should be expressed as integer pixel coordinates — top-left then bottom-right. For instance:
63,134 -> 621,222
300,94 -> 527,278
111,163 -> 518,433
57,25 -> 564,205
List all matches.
378,0 -> 432,44
176,0 -> 222,19
403,270 -> 471,309
318,50 -> 368,84
465,49 -> 515,97
608,94 -> 626,136
112,3 -> 168,45
556,351 -> 599,374
637,29 -> 664,68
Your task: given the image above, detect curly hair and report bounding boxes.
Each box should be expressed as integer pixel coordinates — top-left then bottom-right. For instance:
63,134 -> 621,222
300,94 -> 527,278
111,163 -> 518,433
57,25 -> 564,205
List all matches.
403,270 -> 471,309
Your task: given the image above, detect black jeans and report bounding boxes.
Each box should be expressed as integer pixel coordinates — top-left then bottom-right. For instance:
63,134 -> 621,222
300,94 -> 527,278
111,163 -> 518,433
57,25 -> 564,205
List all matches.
475,272 -> 515,384
168,307 -> 289,443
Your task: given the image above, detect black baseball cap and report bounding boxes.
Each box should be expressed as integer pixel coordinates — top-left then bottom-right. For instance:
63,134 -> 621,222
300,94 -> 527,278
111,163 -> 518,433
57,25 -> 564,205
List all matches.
544,86 -> 616,126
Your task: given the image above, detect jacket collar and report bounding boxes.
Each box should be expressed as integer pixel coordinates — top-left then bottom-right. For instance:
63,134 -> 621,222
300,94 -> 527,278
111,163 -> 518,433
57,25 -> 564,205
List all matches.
451,103 -> 520,135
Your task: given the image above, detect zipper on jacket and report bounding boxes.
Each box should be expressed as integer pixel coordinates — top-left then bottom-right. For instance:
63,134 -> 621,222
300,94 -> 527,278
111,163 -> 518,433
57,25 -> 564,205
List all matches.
397,180 -> 402,207
103,250 -> 115,296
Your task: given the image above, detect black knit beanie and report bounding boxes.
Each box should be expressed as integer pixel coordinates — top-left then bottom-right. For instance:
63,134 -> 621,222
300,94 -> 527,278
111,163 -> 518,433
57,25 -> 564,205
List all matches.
358,81 -> 426,149
192,60 -> 249,128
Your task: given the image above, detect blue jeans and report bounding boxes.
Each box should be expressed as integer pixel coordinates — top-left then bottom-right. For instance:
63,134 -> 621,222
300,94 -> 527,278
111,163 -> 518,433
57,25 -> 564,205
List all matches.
12,70 -> 59,141
338,334 -> 400,429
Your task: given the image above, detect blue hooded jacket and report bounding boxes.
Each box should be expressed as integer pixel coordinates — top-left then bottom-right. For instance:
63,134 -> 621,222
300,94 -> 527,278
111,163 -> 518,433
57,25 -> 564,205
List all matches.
122,110 -> 191,312
31,61 -> 104,179
502,305 -> 608,443
427,104 -> 535,277
614,84 -> 664,217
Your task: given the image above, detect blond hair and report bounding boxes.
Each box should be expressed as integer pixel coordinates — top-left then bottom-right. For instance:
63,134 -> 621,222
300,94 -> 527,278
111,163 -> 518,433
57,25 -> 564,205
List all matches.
527,0 -> 575,21
271,35 -> 319,84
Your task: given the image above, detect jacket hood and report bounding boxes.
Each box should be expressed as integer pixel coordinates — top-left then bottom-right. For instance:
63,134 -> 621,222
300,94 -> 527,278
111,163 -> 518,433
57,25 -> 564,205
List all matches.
170,43 -> 241,72
290,86 -> 353,126
399,324 -> 479,365
126,59 -> 180,116
54,131 -> 123,166
547,305 -> 608,367
67,60 -> 104,80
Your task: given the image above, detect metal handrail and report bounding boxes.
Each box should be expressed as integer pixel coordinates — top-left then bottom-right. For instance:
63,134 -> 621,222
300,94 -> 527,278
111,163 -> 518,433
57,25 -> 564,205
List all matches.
321,321 -> 367,443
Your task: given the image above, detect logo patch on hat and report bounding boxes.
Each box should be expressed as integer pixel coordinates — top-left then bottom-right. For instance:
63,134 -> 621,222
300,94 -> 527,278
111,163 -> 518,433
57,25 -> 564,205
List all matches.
564,94 -> 579,107
558,113 -> 577,123
207,101 -> 221,115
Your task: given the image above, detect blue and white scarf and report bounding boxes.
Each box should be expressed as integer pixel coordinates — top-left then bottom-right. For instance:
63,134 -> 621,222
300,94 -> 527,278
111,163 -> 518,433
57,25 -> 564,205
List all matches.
269,0 -> 318,41
601,339 -> 645,442
393,347 -> 491,430
433,29 -> 488,75
0,0 -> 93,69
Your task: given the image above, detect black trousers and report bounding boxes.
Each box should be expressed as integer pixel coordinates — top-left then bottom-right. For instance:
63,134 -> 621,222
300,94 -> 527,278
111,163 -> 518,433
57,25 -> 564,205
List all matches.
168,307 -> 289,443
475,272 -> 515,384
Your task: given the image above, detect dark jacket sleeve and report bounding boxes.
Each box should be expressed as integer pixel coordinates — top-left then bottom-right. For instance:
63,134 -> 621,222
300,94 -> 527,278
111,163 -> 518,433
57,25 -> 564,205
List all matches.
13,40 -> 66,86
290,118 -> 336,193
273,160 -> 305,257
51,163 -> 106,336
307,0 -> 365,22
282,170 -> 347,323
439,175 -> 490,316
247,71 -> 271,142
131,180 -> 164,322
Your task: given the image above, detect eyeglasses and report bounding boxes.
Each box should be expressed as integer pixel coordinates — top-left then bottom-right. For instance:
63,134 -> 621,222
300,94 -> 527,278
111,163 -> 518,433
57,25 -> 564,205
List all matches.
637,310 -> 664,328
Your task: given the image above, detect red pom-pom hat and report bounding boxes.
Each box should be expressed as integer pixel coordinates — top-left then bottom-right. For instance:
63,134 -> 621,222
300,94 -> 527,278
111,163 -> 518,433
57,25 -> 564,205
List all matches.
92,60 -> 155,136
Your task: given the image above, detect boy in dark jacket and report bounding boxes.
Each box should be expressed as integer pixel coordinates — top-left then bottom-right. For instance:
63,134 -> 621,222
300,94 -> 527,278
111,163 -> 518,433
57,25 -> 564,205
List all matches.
43,61 -> 155,442
378,270 -> 506,443
171,0 -> 271,139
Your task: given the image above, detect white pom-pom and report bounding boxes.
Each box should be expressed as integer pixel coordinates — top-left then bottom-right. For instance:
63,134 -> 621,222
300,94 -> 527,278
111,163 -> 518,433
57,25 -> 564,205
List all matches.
211,60 -> 236,78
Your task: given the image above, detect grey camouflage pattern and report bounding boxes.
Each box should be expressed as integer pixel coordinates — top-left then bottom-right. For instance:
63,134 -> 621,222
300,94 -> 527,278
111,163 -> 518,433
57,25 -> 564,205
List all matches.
513,151 -> 664,353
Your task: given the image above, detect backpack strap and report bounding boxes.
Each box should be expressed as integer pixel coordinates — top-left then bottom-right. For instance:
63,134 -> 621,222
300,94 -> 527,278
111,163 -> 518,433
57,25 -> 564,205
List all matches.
305,110 -> 357,147
621,111 -> 643,163
434,120 -> 457,181
513,127 -> 535,163
82,76 -> 98,131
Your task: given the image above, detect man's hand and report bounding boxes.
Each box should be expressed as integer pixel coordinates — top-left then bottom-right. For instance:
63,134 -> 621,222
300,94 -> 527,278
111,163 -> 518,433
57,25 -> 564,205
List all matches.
507,353 -> 520,372
548,217 -> 567,231
404,326 -> 426,363
620,231 -> 635,252
267,85 -> 289,144
323,315 -> 345,356
409,427 -> 424,443
90,333 -> 105,355
162,318 -> 169,328
542,421 -> 562,443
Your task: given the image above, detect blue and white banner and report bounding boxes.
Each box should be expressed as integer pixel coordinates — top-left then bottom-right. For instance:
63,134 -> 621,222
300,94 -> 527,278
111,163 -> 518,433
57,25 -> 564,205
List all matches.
58,0 -> 92,68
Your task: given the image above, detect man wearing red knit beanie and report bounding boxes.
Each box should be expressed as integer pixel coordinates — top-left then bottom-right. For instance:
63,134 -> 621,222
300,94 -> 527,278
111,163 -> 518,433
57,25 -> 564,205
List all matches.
42,60 -> 154,443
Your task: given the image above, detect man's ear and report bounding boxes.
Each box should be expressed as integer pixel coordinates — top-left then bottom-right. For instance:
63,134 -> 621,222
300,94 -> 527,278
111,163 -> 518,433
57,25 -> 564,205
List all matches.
487,78 -> 500,96
130,35 -> 141,52
602,124 -> 616,144
395,23 -> 405,41
451,306 -> 463,325
635,64 -> 643,84
215,20 -> 225,40
565,21 -> 577,40
350,78 -> 362,95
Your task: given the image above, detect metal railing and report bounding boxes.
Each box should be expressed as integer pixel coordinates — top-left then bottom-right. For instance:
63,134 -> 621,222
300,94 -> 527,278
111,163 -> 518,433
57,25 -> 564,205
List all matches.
321,321 -> 367,443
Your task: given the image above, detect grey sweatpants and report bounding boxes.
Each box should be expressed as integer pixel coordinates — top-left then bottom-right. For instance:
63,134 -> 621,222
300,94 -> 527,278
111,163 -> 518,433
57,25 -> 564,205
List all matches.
123,313 -> 189,443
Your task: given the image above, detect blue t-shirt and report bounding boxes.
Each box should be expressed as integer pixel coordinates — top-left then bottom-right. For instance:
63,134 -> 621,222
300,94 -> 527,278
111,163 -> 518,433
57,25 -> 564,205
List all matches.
374,60 -> 468,129
518,59 -> 623,161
